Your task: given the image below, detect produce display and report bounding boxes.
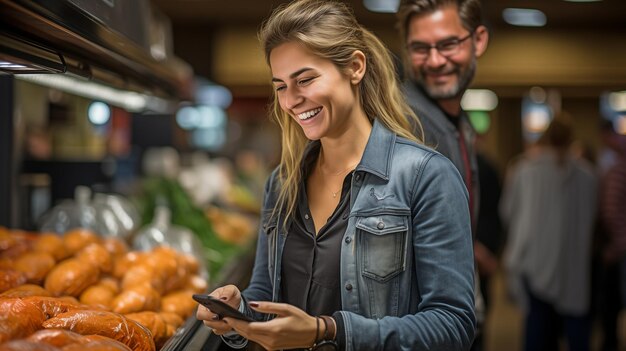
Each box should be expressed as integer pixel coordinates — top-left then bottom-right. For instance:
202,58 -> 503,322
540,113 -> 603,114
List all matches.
137,177 -> 249,280
205,205 -> 255,245
132,207 -> 208,279
0,227 -> 207,351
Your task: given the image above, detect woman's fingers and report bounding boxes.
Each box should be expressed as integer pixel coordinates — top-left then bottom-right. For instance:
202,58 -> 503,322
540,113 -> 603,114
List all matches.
202,319 -> 231,335
247,301 -> 295,317
204,299 -> 317,350
196,304 -> 211,319
211,285 -> 241,309
223,304 -> 317,350
197,304 -> 232,334
196,285 -> 242,322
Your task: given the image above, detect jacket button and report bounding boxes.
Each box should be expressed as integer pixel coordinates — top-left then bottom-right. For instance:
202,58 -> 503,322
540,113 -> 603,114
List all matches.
305,214 -> 310,220
345,237 -> 352,244
345,283 -> 353,291
377,221 -> 385,230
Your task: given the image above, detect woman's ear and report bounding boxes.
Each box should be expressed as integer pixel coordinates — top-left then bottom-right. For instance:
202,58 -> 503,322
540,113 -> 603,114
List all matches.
348,50 -> 366,85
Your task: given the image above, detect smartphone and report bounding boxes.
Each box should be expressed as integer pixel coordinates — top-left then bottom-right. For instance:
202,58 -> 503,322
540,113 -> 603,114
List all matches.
192,294 -> 254,322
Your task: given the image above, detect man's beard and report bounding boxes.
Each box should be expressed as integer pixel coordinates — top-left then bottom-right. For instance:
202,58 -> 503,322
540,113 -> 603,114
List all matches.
417,59 -> 476,100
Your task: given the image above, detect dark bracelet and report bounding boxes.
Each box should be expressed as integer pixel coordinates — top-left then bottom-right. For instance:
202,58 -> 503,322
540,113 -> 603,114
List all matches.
320,315 -> 335,340
320,315 -> 329,341
315,316 -> 320,344
309,316 -> 338,350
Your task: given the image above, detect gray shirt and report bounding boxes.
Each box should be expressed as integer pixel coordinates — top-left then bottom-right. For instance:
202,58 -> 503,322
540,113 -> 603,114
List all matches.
501,151 -> 597,315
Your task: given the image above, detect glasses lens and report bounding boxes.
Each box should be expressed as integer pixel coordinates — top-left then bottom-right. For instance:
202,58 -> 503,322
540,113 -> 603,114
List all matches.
409,45 -> 429,58
409,32 -> 471,59
437,41 -> 460,56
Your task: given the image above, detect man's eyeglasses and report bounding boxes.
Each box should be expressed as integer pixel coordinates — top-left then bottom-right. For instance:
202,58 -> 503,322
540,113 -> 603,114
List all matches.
407,31 -> 474,60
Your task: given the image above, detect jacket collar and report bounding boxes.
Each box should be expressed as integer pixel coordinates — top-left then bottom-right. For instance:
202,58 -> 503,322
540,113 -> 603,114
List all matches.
301,119 -> 395,181
357,119 -> 395,181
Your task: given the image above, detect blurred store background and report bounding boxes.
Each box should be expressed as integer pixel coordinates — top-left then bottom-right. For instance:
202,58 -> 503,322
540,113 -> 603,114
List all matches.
1,0 -> 625,350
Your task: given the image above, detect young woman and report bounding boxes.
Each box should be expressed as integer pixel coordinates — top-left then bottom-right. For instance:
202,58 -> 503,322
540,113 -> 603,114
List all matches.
196,1 -> 476,350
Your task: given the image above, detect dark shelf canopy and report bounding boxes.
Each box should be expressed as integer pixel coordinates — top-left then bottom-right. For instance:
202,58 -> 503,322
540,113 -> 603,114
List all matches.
0,0 -> 193,103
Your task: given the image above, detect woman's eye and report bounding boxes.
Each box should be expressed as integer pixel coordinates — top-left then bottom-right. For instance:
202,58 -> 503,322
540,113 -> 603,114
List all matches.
275,85 -> 286,92
297,78 -> 313,86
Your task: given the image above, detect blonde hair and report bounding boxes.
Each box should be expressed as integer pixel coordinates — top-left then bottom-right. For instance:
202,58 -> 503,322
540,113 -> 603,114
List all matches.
259,0 -> 424,221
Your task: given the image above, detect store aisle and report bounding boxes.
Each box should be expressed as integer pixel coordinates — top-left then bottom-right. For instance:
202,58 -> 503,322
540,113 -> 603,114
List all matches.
483,269 -> 523,351
483,269 -> 625,351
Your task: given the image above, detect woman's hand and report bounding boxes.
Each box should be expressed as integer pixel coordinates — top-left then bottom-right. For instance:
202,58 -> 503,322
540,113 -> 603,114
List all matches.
224,301 -> 318,351
196,284 -> 242,335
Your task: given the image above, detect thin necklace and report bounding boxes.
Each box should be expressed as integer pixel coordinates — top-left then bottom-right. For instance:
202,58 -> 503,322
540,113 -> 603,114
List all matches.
318,153 -> 358,198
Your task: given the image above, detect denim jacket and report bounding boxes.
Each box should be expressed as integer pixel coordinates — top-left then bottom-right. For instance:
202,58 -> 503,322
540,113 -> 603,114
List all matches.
228,120 -> 476,350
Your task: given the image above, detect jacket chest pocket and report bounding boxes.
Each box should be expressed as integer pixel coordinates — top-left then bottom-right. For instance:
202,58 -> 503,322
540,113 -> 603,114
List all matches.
356,214 -> 408,283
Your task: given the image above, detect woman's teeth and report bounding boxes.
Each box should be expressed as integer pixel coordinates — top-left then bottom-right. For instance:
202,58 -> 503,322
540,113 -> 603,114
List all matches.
297,107 -> 322,120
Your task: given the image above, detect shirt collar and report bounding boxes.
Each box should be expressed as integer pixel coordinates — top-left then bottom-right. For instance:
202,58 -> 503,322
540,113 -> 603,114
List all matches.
301,140 -> 321,177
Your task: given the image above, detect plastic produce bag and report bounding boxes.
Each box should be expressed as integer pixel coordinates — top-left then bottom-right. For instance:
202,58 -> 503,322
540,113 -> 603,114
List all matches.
132,206 -> 208,278
92,193 -> 140,239
39,186 -> 138,239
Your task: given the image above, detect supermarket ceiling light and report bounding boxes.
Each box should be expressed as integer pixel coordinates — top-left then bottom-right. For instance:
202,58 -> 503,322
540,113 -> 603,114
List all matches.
363,0 -> 400,13
609,91 -> 626,112
196,84 -> 232,109
0,60 -> 28,69
176,105 -> 227,130
88,101 -> 111,125
16,74 -> 171,113
502,8 -> 547,27
461,89 -> 498,111
176,105 -> 199,130
196,106 -> 226,129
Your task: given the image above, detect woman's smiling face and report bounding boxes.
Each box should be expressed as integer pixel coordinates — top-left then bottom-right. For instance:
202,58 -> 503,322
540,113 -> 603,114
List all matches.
270,41 -> 359,141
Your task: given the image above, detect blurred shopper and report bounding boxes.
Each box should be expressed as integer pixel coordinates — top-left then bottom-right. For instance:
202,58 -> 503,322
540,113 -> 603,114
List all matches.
597,120 -> 626,351
197,0 -> 476,350
396,1 -> 490,349
475,151 -> 504,312
501,118 -> 598,351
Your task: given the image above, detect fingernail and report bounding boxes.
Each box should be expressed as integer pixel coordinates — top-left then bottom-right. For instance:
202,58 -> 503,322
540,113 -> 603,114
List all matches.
211,314 -> 222,320
248,302 -> 259,307
220,296 -> 228,301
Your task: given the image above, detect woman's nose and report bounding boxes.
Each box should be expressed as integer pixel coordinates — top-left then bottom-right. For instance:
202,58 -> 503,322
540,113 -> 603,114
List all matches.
283,87 -> 303,110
